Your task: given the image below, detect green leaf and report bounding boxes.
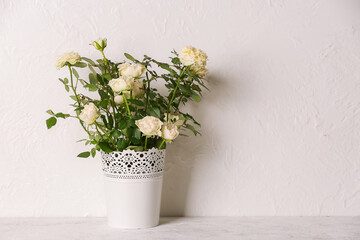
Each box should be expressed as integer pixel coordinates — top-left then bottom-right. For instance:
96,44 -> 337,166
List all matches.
186,124 -> 200,136
99,99 -> 108,109
108,114 -> 114,129
191,84 -> 201,92
149,107 -> 161,119
77,152 -> 90,158
89,73 -> 96,85
64,85 -> 70,92
179,84 -> 192,95
117,138 -> 127,151
98,89 -> 108,100
158,63 -> 177,75
96,74 -> 104,85
129,127 -> 141,145
132,146 -> 144,152
70,95 -> 78,101
129,119 -> 137,128
133,128 -> 141,140
128,99 -> 144,106
126,127 -> 133,139
126,146 -> 144,152
98,142 -> 113,153
88,65 -> 97,75
84,84 -> 98,91
74,106 -> 84,111
46,117 -> 57,129
63,78 -> 69,84
72,68 -> 79,78
101,115 -> 108,127
124,53 -> 135,62
149,92 -> 156,99
171,57 -> 181,65
46,109 -> 54,115
111,129 -> 122,138
55,112 -> 70,119
191,92 -> 201,102
73,62 -> 87,68
103,73 -> 112,80
82,57 -> 96,65
91,148 -> 96,157
118,120 -> 127,130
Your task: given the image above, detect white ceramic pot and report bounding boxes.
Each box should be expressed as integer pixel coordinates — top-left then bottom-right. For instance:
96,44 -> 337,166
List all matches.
101,148 -> 166,229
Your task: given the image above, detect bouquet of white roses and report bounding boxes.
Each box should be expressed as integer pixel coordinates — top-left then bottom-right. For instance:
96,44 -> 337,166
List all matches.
46,38 -> 209,158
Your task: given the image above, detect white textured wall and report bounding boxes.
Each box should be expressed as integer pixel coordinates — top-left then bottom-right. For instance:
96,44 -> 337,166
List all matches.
1,0 -> 360,217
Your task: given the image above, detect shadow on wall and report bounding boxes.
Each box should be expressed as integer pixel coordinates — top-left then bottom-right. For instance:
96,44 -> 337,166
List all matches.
160,72 -> 232,216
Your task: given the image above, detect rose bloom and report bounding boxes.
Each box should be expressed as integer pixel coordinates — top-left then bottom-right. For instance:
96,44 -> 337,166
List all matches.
135,116 -> 163,136
56,51 -> 81,69
132,81 -> 145,98
165,113 -> 184,127
190,64 -> 208,77
114,95 -> 124,104
91,38 -> 107,50
161,122 -> 179,141
79,103 -> 99,125
179,46 -> 208,67
108,76 -> 134,92
123,80 -> 145,99
118,63 -> 146,78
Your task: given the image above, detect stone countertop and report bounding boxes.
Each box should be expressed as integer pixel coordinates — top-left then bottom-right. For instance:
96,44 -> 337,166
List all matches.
1,217 -> 359,240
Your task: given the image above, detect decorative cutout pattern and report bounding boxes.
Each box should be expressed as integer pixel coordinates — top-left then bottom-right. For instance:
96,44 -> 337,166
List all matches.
101,148 -> 166,180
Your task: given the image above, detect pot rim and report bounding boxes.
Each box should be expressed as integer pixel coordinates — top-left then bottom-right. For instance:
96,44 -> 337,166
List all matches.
101,147 -> 166,155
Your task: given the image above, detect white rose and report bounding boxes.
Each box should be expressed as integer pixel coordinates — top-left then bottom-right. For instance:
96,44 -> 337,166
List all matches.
135,116 -> 163,136
56,51 -> 81,69
118,63 -> 146,78
91,38 -> 107,50
79,103 -> 99,125
123,80 -> 145,98
179,46 -> 208,67
190,64 -> 208,77
132,80 -> 145,98
108,76 -> 134,92
161,122 -> 179,141
165,113 -> 184,127
193,48 -> 208,66
114,95 -> 124,104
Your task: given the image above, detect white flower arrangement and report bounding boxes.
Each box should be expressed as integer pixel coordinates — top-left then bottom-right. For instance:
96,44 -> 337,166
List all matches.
46,38 -> 209,157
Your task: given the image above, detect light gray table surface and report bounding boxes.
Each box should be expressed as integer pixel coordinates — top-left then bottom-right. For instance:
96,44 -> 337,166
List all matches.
1,217 -> 359,240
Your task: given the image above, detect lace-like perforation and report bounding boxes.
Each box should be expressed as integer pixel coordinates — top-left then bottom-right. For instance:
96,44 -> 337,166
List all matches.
101,148 -> 165,179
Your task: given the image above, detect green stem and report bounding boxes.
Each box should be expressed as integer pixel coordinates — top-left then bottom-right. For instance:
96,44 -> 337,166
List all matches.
144,73 -> 151,112
94,124 -> 103,135
144,136 -> 148,150
94,122 -> 106,134
68,65 -> 81,108
110,94 -> 117,127
177,95 -> 184,108
159,139 -> 166,149
100,51 -> 117,126
68,64 -> 90,136
167,77 -> 181,119
101,51 -> 110,73
123,94 -> 132,119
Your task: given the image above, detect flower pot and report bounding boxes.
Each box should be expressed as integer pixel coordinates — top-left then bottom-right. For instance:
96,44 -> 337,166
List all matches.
101,148 -> 166,229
